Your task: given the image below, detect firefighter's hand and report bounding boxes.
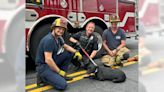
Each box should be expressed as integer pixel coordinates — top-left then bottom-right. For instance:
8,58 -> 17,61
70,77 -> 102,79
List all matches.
112,49 -> 117,56
73,51 -> 82,61
58,70 -> 66,77
108,50 -> 114,57
64,75 -> 73,81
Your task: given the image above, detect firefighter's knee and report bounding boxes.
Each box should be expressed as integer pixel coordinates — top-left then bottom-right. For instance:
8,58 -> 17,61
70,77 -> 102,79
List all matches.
55,81 -> 68,90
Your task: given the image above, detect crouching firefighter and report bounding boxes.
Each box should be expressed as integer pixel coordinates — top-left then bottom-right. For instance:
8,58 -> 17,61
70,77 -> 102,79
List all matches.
69,22 -> 98,69
35,18 -> 82,90
101,14 -> 130,67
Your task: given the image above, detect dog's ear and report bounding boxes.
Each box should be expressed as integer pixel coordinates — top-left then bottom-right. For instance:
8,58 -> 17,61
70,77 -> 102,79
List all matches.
87,66 -> 98,74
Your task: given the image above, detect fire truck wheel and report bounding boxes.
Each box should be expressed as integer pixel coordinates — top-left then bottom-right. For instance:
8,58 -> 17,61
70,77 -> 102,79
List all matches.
30,24 -> 51,61
94,25 -> 105,58
94,25 -> 104,36
62,30 -> 71,44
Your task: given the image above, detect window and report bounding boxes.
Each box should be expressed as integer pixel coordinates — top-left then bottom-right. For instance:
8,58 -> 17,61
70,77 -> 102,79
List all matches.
26,0 -> 42,4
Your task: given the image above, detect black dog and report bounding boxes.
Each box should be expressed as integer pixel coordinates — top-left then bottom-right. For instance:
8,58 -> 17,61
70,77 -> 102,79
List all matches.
87,66 -> 126,83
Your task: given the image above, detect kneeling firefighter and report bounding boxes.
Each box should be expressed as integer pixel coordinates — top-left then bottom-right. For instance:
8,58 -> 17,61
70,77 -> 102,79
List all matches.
69,22 -> 98,69
35,18 -> 82,90
101,14 -> 130,67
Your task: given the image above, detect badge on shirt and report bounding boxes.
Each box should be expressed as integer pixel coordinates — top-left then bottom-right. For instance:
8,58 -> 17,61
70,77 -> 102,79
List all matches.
57,47 -> 64,55
116,36 -> 121,40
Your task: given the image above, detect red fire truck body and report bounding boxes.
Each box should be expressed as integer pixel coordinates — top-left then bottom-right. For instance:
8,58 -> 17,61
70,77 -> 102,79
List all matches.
26,0 -> 136,60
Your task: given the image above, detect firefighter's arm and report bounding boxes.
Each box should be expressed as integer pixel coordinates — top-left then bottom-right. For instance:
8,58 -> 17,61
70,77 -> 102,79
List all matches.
103,40 -> 113,56
44,52 -> 66,76
63,44 -> 77,53
116,40 -> 126,51
90,39 -> 98,58
90,50 -> 97,59
69,37 -> 79,43
69,32 -> 81,43
44,52 -> 60,73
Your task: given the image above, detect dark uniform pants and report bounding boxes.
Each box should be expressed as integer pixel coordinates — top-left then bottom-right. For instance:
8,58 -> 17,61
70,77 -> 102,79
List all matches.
36,51 -> 73,90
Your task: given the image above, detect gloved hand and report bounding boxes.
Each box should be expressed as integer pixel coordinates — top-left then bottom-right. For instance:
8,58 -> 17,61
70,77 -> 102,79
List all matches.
73,51 -> 82,61
58,70 -> 73,81
115,55 -> 122,64
115,55 -> 123,67
64,75 -> 73,81
58,70 -> 66,77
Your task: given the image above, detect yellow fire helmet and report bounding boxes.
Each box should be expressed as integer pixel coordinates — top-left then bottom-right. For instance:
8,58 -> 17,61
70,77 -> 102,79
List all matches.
109,14 -> 120,23
51,18 -> 68,30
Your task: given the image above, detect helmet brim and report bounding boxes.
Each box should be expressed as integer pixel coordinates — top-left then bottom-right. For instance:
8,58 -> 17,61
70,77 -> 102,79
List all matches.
54,26 -> 67,31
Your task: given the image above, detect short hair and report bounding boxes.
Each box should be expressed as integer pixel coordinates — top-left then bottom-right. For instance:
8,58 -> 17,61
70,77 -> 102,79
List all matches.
86,22 -> 95,27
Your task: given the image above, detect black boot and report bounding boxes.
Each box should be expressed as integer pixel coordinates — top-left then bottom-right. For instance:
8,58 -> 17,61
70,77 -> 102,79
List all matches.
116,63 -> 123,67
37,74 -> 47,86
122,53 -> 130,60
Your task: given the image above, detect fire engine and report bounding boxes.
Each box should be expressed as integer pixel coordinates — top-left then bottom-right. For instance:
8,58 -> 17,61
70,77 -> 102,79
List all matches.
26,0 -> 137,61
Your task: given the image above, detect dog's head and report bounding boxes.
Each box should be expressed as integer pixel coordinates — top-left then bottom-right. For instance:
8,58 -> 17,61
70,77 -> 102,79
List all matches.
87,66 -> 99,74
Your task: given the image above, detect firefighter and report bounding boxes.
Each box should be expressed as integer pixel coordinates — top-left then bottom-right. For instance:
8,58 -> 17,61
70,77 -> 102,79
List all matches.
69,22 -> 98,69
101,14 -> 130,67
35,18 -> 82,90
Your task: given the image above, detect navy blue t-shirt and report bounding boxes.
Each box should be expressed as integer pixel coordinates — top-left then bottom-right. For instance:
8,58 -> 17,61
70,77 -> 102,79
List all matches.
35,33 -> 65,65
72,31 -> 98,55
102,28 -> 126,50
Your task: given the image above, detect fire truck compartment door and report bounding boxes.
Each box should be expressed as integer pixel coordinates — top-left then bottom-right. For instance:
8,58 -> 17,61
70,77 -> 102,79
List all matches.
67,12 -> 77,22
77,13 -> 86,22
26,9 -> 38,21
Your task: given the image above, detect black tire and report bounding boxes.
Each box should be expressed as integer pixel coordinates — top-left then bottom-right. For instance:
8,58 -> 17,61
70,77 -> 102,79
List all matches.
95,25 -> 104,36
62,30 -> 71,45
29,24 -> 51,61
94,25 -> 105,58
